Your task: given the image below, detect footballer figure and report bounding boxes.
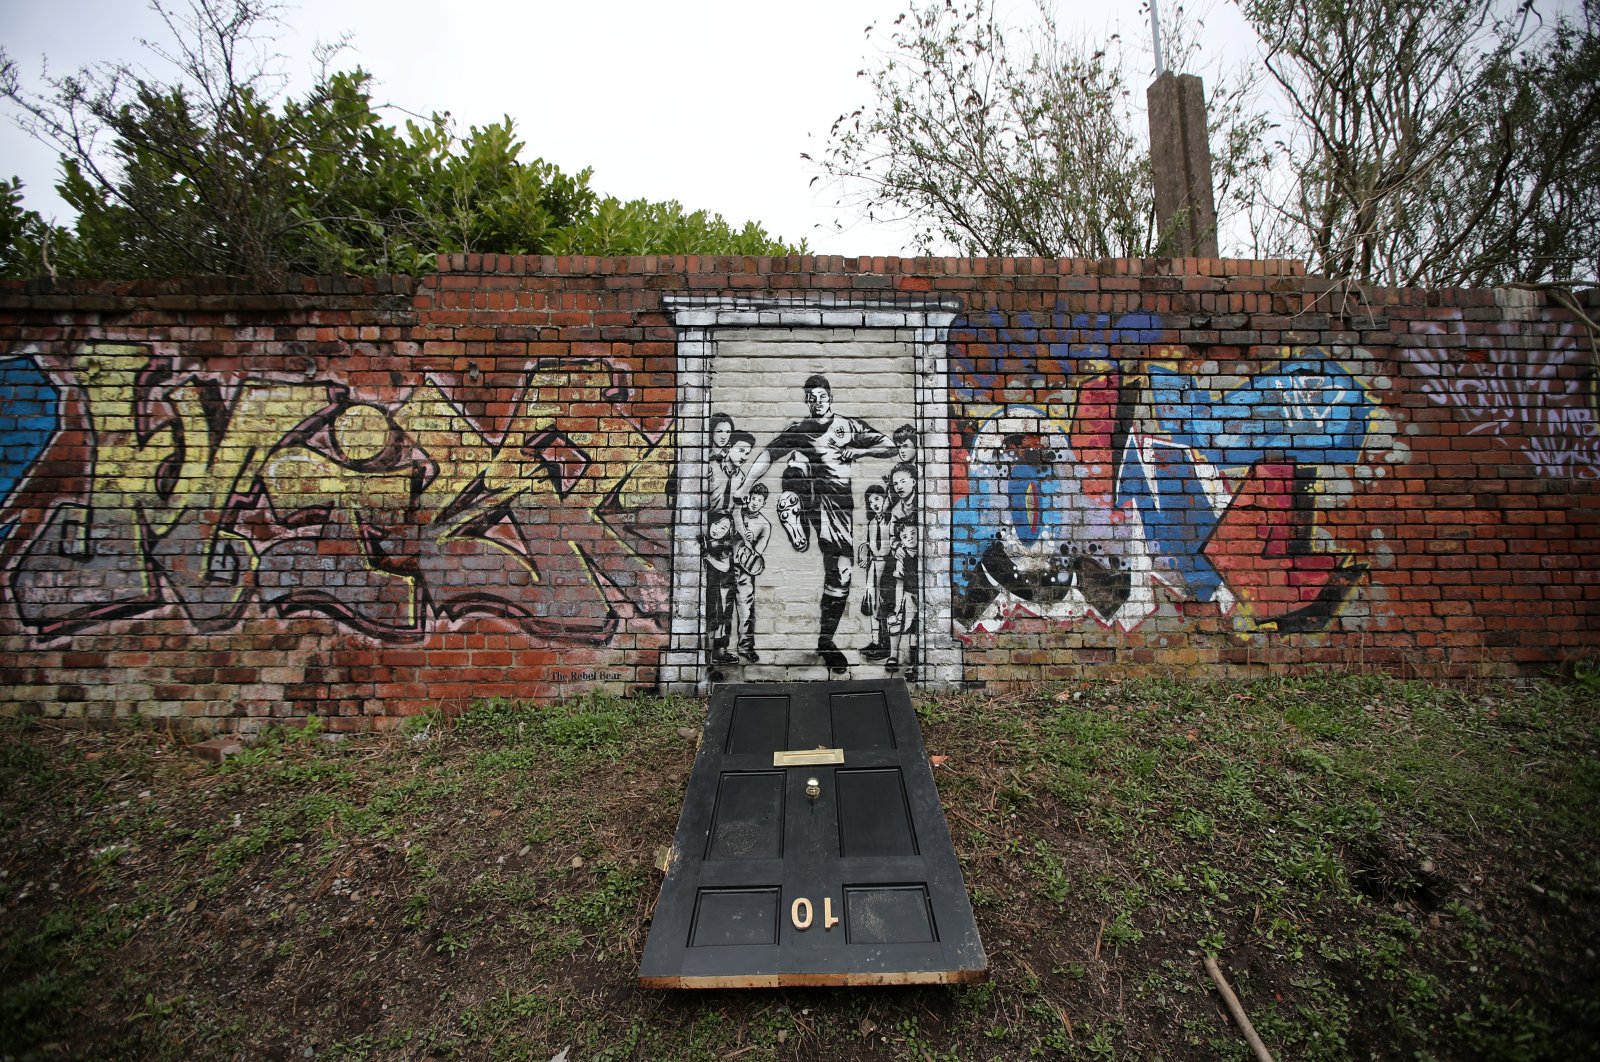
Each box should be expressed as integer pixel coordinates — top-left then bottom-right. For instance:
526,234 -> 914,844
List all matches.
734,374 -> 896,672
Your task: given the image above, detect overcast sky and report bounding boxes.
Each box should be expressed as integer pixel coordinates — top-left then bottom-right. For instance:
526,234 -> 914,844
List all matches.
1,0 -> 1261,256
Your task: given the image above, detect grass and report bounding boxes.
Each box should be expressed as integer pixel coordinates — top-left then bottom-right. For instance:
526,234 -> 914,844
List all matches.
0,673 -> 1596,1059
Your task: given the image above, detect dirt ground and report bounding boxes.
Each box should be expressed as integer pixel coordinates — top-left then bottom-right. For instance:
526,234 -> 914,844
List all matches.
2,673 -> 1597,1060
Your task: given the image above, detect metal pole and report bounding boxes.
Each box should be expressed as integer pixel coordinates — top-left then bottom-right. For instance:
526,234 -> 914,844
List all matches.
1150,0 -> 1166,76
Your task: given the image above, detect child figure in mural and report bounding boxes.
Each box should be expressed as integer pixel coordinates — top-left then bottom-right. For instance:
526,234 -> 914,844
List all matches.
735,374 -> 896,672
887,459 -> 919,527
881,459 -> 921,667
707,413 -> 734,487
731,483 -> 771,663
858,484 -> 895,662
887,518 -> 920,678
893,423 -> 918,465
701,510 -> 737,665
709,412 -> 734,459
706,418 -> 753,515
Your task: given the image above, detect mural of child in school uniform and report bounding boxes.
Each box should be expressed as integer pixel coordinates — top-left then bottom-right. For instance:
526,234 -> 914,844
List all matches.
888,459 -> 918,526
893,423 -> 918,465
701,509 -> 737,665
731,483 -> 771,662
707,422 -> 754,516
707,413 -> 734,500
887,517 -> 920,677
701,411 -> 763,667
858,484 -> 895,661
863,458 -> 921,671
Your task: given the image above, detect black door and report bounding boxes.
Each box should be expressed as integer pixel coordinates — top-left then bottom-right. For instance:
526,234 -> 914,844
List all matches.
640,680 -> 986,987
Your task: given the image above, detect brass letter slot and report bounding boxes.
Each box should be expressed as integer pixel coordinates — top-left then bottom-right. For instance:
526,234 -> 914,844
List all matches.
772,748 -> 845,767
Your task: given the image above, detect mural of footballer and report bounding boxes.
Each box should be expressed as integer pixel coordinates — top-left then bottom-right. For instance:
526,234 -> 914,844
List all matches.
734,374 -> 896,672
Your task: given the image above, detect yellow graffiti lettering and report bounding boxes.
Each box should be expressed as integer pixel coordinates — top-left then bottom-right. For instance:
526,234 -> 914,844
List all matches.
258,445 -> 422,632
76,345 -> 329,533
74,346 -> 178,517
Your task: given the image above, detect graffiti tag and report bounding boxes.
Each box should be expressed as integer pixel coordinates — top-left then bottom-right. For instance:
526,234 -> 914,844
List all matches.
5,345 -> 669,642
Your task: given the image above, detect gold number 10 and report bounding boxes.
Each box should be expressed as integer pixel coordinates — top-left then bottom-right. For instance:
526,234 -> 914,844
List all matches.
790,896 -> 841,931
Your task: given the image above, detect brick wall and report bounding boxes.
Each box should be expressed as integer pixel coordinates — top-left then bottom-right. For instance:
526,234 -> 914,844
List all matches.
1,257 -> 1594,729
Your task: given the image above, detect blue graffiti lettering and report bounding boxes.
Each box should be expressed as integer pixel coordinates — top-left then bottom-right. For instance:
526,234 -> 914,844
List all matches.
0,353 -> 60,541
1115,439 -> 1225,603
1150,356 -> 1373,468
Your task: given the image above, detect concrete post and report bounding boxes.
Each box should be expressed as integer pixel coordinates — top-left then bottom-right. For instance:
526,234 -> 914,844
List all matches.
1147,71 -> 1219,258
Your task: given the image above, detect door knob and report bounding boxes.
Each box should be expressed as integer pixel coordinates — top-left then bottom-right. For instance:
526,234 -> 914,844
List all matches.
805,777 -> 821,801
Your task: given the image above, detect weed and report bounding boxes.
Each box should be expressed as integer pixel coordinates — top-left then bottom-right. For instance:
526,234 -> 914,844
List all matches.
1027,841 -> 1073,906
1173,808 -> 1215,840
433,931 -> 470,958
1103,910 -> 1144,950
961,980 -> 996,1010
553,863 -> 643,929
129,991 -> 175,1022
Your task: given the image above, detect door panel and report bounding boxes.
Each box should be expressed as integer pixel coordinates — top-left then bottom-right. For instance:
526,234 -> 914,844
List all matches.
725,696 -> 789,753
831,691 -> 896,748
689,889 -> 781,947
836,768 -> 919,857
844,885 -> 937,945
640,679 -> 986,988
706,773 -> 785,860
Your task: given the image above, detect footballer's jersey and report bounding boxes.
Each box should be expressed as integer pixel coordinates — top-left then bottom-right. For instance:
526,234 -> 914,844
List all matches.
765,414 -> 889,489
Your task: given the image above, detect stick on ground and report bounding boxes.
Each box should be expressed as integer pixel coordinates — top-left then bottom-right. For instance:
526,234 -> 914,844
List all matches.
1204,956 -> 1276,1062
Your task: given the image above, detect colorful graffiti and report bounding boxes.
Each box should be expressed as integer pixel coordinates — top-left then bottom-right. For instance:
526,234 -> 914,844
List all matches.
1,275 -> 1592,712
2,344 -> 670,642
951,309 -> 1381,635
1405,322 -> 1599,479
0,350 -> 59,543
